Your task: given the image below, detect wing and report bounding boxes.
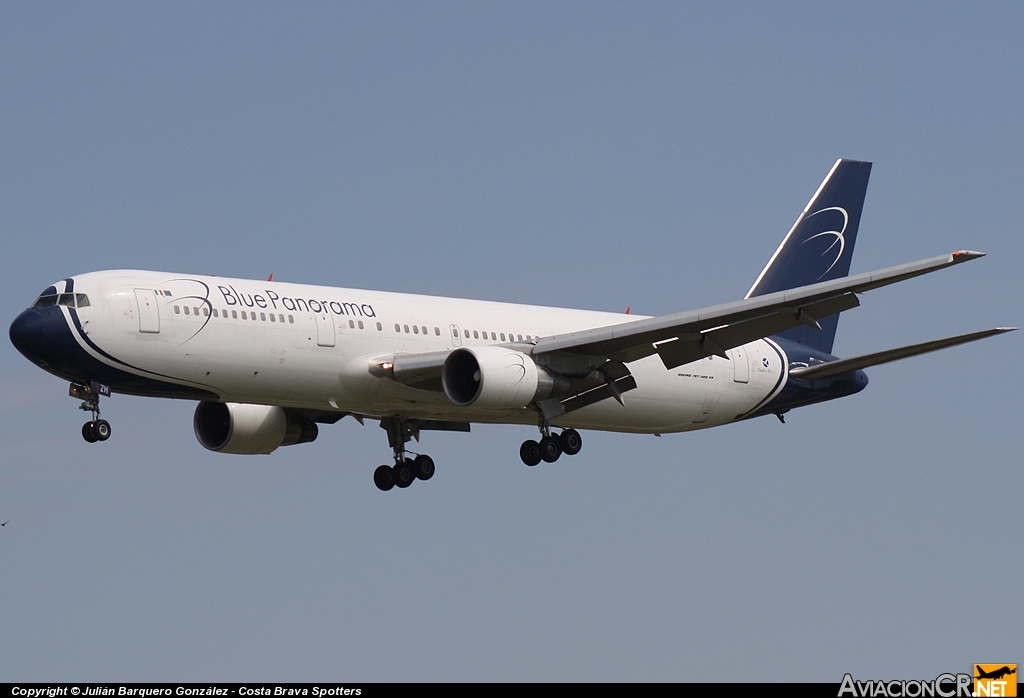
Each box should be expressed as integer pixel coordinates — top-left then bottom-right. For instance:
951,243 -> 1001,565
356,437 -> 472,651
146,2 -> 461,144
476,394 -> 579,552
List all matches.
532,250 -> 984,369
379,251 -> 985,417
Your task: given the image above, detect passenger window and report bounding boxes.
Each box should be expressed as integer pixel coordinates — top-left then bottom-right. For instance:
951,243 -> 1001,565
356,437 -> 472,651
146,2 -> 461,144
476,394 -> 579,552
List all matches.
517,334 -> 523,341
491,332 -> 496,340
212,309 -> 218,317
260,312 -> 266,321
76,294 -> 90,308
240,311 -> 246,319
269,313 -> 275,322
174,306 -> 181,315
232,310 -> 238,319
358,321 -> 364,329
348,319 -> 355,329
472,330 -> 478,339
395,324 -> 401,332
413,325 -> 419,334
422,326 -> 427,335
279,314 -> 285,323
464,329 -> 470,338
435,327 -> 440,336
404,325 -> 410,333
376,322 -> 382,331
500,333 -> 506,341
203,307 -> 210,317
288,315 -> 294,323
184,307 -> 191,316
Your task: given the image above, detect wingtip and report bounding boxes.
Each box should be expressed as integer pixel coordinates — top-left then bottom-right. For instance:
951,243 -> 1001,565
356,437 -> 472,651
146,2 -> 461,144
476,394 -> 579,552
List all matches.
951,250 -> 985,261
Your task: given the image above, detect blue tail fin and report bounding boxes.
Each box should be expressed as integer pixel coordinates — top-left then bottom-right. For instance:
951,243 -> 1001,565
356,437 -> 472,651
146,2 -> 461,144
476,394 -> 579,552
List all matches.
746,159 -> 872,353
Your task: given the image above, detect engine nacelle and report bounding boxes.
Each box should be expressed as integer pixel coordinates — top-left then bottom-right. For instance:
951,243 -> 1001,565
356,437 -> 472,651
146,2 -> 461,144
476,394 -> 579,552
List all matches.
442,346 -> 564,408
193,402 -> 318,455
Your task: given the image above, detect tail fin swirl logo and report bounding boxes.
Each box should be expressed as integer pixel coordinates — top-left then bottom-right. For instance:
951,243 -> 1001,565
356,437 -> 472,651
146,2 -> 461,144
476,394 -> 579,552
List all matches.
802,206 -> 850,279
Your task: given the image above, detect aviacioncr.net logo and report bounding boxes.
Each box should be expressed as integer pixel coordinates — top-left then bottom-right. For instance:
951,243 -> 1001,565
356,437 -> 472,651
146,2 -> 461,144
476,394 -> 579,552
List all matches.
838,673 -> 972,698
975,665 -> 1017,697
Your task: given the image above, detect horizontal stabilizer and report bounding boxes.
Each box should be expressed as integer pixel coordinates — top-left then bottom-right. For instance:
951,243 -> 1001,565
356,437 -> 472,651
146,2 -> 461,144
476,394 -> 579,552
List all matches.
789,327 -> 1017,381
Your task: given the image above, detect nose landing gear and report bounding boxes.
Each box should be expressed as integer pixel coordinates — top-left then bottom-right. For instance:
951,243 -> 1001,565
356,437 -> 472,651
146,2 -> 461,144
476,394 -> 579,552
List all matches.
71,382 -> 111,443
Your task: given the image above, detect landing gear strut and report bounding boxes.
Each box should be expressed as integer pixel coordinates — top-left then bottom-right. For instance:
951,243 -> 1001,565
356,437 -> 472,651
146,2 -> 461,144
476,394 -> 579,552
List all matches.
520,422 -> 582,466
374,417 -> 436,492
71,382 -> 111,443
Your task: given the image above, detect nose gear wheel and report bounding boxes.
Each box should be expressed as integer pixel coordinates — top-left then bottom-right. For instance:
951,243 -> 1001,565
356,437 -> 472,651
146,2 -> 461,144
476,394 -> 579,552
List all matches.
72,383 -> 112,443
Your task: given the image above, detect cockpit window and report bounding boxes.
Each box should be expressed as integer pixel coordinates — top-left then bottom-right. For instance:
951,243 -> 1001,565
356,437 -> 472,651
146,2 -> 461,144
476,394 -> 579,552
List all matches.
32,293 -> 90,308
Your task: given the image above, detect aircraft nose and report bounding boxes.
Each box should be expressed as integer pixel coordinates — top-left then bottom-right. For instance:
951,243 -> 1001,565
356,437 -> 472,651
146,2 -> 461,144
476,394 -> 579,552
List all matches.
9,309 -> 46,358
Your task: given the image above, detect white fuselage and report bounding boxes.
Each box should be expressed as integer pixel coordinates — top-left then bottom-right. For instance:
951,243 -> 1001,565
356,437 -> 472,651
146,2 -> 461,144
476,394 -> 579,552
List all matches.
64,270 -> 790,434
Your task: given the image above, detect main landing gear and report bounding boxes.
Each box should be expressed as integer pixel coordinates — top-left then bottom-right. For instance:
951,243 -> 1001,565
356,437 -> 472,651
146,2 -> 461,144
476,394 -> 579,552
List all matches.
520,426 -> 582,466
71,382 -> 111,443
373,417 -> 436,492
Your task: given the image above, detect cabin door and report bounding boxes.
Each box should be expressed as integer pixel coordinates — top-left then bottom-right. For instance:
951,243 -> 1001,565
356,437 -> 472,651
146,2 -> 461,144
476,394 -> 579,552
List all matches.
314,307 -> 335,347
134,289 -> 160,334
731,345 -> 749,383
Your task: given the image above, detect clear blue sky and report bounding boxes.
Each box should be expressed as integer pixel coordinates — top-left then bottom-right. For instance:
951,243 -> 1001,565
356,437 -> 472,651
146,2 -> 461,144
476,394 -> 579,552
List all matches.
1,2 -> 1020,681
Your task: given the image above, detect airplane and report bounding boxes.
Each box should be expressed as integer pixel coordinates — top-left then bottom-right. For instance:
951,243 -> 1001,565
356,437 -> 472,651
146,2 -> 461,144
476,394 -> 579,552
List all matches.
975,666 -> 1016,681
9,159 -> 1015,491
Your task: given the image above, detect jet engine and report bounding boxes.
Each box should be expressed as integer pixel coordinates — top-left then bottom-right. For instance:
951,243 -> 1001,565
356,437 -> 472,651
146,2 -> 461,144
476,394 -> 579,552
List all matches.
193,402 -> 318,454
441,346 -> 566,408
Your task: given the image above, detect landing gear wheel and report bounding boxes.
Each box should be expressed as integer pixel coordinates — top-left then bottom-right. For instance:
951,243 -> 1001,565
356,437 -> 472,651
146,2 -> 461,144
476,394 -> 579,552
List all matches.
412,454 -> 435,481
539,435 -> 562,463
520,439 -> 542,466
559,428 -> 582,456
94,419 -> 111,441
374,465 -> 395,492
393,461 -> 414,488
82,421 -> 98,443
